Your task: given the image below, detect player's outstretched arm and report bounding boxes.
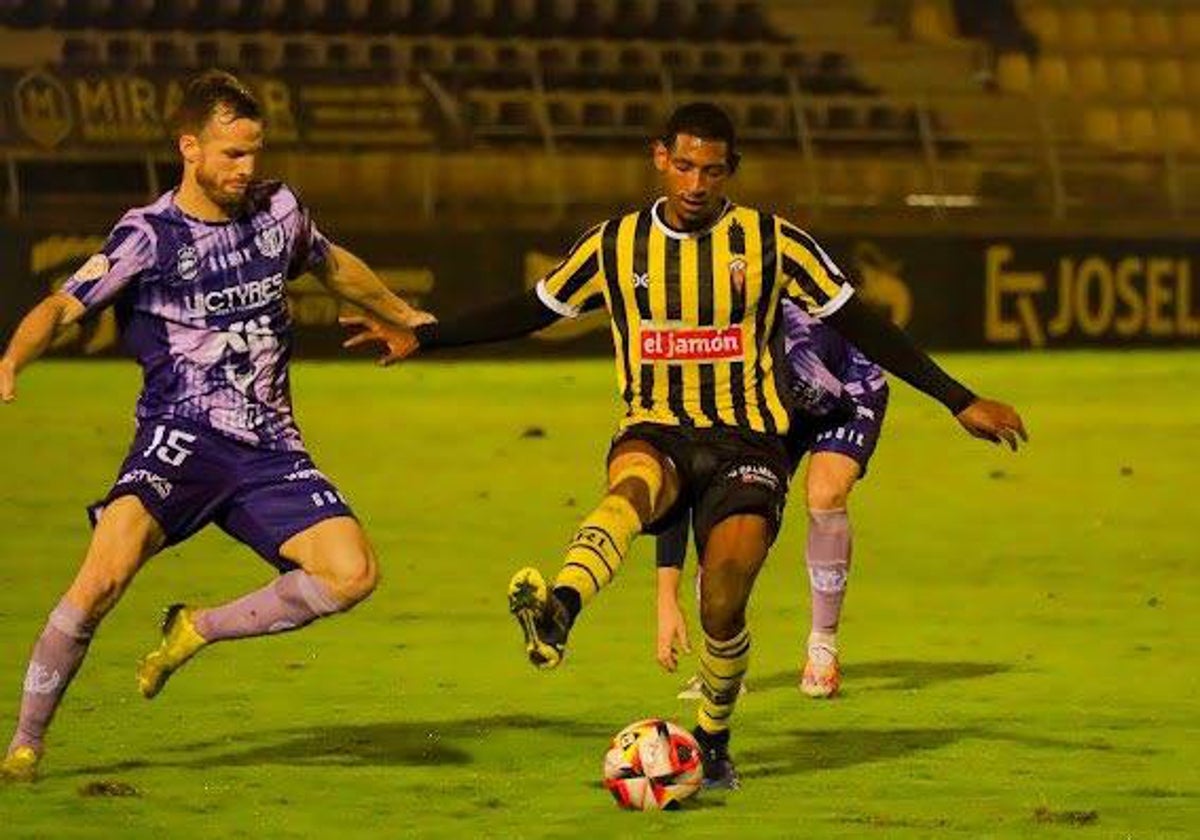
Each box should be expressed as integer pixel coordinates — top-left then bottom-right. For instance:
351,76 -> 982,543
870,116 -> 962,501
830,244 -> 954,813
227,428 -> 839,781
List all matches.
823,295 -> 1028,450
340,287 -> 563,365
0,292 -> 85,402
314,244 -> 435,329
656,567 -> 691,672
655,517 -> 692,672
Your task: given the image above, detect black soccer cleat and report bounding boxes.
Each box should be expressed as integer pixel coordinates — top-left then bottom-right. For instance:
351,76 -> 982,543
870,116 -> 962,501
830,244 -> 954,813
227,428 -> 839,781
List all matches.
692,726 -> 740,790
507,567 -> 571,669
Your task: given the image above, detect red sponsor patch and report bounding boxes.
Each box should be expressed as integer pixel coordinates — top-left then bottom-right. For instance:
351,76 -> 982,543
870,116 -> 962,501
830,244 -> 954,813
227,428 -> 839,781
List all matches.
640,326 -> 744,362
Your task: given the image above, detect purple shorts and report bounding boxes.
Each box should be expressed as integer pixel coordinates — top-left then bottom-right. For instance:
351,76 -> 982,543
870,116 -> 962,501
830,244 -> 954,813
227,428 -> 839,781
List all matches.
786,385 -> 889,477
88,419 -> 354,571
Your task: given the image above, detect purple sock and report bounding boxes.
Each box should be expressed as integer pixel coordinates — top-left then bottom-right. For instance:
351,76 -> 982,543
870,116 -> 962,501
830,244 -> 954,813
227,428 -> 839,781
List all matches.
807,509 -> 852,634
193,570 -> 345,643
9,601 -> 96,755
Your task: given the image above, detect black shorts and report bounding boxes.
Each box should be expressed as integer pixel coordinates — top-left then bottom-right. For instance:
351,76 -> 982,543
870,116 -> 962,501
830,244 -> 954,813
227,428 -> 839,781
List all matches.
609,422 -> 791,554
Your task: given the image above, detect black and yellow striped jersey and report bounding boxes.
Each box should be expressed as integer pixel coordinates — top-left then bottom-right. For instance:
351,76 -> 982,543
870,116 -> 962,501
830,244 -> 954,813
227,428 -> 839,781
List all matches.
537,198 -> 854,435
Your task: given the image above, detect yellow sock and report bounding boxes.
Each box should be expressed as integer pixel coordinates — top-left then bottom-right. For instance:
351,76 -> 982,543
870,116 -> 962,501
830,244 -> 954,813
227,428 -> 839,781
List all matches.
696,628 -> 751,734
553,494 -> 641,606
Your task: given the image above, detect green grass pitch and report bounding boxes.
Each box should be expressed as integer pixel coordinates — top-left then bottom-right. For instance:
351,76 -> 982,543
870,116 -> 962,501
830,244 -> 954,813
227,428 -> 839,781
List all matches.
0,353 -> 1196,837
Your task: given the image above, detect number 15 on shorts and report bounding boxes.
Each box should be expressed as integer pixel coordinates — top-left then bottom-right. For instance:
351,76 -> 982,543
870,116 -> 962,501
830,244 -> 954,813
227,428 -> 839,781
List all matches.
142,425 -> 198,467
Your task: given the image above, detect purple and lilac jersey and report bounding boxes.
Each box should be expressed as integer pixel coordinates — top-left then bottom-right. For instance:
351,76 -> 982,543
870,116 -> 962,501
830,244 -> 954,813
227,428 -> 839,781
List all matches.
61,182 -> 330,452
781,299 -> 886,416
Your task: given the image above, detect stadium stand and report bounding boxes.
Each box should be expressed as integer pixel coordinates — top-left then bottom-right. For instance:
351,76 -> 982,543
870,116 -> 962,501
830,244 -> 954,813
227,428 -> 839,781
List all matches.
0,0 -> 1195,228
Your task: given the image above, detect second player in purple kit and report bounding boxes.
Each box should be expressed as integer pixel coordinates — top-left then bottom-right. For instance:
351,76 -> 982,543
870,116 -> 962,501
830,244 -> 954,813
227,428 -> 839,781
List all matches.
0,71 -> 431,782
657,299 -> 890,698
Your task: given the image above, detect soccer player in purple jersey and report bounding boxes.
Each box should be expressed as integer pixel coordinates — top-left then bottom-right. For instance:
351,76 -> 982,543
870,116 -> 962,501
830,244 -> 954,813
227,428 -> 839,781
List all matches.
0,71 -> 430,782
657,301 -> 890,699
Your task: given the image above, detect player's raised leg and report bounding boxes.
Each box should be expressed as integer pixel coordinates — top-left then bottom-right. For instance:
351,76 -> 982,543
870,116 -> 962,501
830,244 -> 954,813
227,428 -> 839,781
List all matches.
692,513 -> 772,790
137,516 -> 377,699
3,496 -> 164,782
509,439 -> 678,669
801,451 -> 860,699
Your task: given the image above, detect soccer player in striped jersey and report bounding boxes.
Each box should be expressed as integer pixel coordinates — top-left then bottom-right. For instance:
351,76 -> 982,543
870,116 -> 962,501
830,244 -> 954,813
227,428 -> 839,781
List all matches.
0,71 -> 431,782
658,300 -> 891,700
343,103 -> 1026,789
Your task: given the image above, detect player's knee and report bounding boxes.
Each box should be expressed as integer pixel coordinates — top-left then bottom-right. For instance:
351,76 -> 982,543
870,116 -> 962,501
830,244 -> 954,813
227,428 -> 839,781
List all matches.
698,565 -> 749,640
807,476 -> 851,511
68,568 -> 129,621
324,547 -> 378,607
700,599 -> 747,641
608,445 -> 675,520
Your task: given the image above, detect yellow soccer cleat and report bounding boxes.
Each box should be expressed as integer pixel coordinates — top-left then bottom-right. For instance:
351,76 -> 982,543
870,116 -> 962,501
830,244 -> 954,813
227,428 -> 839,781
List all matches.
137,604 -> 207,699
1,745 -> 40,783
800,643 -> 841,699
507,568 -> 570,670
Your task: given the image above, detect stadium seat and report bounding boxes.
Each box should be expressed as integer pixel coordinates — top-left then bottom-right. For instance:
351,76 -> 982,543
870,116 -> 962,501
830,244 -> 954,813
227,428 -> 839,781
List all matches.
1071,55 -> 1108,97
150,38 -> 189,67
609,0 -> 655,39
687,0 -> 729,42
1022,4 -> 1061,46
1160,108 -> 1195,152
910,0 -> 951,43
1033,55 -> 1069,97
1121,108 -> 1158,153
1186,60 -> 1200,98
367,41 -> 398,69
1061,6 -> 1097,48
107,0 -> 156,28
238,39 -> 276,72
996,51 -> 1032,95
62,36 -> 101,65
622,97 -> 659,132
146,0 -> 198,30
1148,59 -> 1184,100
1083,106 -> 1120,148
105,37 -> 145,68
1110,58 -> 1147,99
1182,10 -> 1200,49
1098,6 -> 1135,50
6,0 -> 67,27
1134,9 -> 1172,50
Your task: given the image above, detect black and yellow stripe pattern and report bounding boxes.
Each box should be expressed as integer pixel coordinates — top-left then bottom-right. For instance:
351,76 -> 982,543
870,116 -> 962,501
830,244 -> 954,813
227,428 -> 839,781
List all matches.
537,200 -> 851,435
553,495 -> 641,606
696,628 -> 751,734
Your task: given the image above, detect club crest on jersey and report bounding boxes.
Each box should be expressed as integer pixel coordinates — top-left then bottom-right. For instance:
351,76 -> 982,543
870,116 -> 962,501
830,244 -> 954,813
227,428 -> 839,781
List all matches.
176,245 -> 200,281
254,220 -> 285,259
728,256 -> 747,294
727,218 -> 747,294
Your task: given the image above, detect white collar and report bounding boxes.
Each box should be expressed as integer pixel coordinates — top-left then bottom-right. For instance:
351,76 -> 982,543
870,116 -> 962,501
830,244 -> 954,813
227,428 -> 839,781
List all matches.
650,197 -> 734,240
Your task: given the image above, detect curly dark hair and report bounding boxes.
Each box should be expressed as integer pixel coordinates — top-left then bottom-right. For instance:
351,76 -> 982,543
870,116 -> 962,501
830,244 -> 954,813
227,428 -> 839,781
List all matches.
659,102 -> 740,172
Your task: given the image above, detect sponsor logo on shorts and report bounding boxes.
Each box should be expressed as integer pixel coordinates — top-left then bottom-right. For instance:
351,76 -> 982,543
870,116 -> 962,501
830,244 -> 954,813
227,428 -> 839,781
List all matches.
284,466 -> 330,483
726,464 -> 780,490
183,273 -> 285,316
116,469 -> 173,499
640,325 -> 744,362
176,245 -> 200,281
816,427 -> 868,448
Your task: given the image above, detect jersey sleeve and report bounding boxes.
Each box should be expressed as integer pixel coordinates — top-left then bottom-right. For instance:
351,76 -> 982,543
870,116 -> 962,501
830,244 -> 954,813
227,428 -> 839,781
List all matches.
777,220 -> 854,318
286,189 -> 333,280
59,217 -> 157,315
534,223 -> 606,318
